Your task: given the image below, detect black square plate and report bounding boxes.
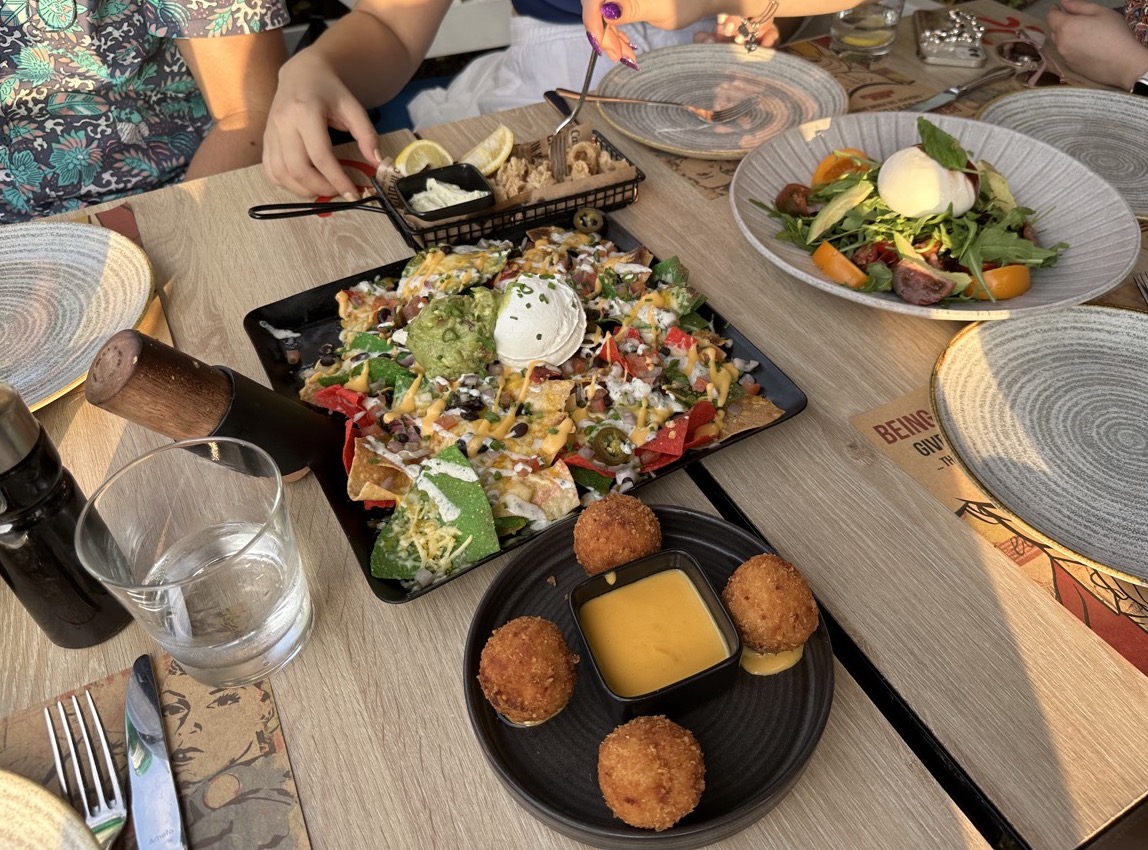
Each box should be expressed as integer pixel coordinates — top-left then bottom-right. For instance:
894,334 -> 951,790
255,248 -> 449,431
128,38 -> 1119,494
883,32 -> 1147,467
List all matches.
243,216 -> 807,603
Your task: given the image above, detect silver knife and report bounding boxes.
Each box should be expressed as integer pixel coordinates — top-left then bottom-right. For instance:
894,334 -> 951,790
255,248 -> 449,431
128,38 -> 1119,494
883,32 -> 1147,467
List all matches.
907,66 -> 1016,112
125,654 -> 188,849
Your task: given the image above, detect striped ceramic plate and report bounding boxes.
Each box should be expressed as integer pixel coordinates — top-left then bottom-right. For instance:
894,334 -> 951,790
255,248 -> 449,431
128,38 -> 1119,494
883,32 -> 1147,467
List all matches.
0,222 -> 153,410
592,44 -> 848,159
932,305 -> 1148,583
978,87 -> 1148,219
729,111 -> 1141,320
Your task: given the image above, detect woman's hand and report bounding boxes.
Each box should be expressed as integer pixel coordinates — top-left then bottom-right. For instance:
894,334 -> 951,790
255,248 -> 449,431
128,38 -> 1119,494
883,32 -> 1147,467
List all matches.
262,51 -> 382,200
1047,0 -> 1148,89
583,0 -> 721,64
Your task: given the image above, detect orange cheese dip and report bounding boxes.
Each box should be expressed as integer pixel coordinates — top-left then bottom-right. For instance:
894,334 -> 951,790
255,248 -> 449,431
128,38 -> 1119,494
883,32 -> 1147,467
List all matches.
740,645 -> 804,676
578,569 -> 730,697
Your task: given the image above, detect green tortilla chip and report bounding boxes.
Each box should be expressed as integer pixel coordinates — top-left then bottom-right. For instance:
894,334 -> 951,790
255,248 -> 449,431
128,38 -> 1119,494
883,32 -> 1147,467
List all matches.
370,444 -> 499,581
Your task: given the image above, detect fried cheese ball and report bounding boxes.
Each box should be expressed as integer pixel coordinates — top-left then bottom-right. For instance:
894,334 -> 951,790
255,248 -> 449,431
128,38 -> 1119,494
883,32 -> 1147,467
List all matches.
721,553 -> 818,655
598,715 -> 705,831
573,493 -> 661,576
478,616 -> 577,726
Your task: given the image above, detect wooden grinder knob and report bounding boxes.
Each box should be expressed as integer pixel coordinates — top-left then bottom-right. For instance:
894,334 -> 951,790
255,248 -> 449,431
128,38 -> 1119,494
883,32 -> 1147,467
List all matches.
86,330 -> 233,440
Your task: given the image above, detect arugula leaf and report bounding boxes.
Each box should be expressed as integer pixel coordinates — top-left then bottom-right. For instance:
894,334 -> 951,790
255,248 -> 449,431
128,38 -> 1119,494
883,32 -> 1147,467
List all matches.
917,118 -> 969,172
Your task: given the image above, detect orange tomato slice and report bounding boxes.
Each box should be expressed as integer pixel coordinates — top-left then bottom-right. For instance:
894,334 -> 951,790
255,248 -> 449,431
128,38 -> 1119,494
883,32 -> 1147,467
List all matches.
966,265 -> 1032,300
811,148 -> 871,187
812,241 -> 868,289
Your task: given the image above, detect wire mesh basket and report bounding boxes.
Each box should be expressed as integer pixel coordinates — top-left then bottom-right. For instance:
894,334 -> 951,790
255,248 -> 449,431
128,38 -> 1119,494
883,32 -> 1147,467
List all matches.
378,131 -> 645,249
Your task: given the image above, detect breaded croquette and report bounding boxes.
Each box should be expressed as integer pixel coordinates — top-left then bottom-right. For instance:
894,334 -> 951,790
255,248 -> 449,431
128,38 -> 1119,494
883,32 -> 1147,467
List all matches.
721,553 -> 818,655
478,616 -> 578,725
598,715 -> 705,831
573,493 -> 661,576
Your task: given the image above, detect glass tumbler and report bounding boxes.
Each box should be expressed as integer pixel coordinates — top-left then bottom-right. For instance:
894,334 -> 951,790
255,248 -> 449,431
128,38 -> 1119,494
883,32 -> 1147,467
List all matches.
75,437 -> 314,686
829,0 -> 906,59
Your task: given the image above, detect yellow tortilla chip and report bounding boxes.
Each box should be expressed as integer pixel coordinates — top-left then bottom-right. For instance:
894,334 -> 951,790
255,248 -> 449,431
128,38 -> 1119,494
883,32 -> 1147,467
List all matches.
719,395 -> 785,440
347,437 -> 415,502
488,459 -> 580,523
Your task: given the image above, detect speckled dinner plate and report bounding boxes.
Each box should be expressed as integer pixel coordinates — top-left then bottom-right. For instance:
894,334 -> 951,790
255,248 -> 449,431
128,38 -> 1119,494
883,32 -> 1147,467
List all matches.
730,112 -> 1141,320
931,306 -> 1148,583
0,222 -> 153,410
977,88 -> 1148,219
592,44 -> 847,159
0,769 -> 100,850
464,505 -> 834,849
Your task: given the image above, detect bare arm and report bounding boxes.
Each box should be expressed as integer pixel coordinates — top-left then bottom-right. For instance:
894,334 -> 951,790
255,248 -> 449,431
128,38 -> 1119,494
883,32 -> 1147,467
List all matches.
262,0 -> 455,198
1047,0 -> 1148,90
584,0 -> 860,63
177,30 -> 289,180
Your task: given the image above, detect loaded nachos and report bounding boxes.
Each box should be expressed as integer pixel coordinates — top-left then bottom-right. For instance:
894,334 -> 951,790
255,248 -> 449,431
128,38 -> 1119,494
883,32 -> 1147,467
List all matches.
299,223 -> 786,589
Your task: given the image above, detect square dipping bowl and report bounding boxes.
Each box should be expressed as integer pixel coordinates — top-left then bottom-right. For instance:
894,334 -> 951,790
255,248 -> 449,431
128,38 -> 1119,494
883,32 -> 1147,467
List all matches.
569,549 -> 741,724
395,163 -> 495,222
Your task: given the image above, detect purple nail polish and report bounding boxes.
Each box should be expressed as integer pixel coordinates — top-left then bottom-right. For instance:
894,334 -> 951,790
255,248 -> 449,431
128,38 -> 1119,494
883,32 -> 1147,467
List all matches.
587,31 -> 603,55
601,2 -> 622,20
621,56 -> 640,71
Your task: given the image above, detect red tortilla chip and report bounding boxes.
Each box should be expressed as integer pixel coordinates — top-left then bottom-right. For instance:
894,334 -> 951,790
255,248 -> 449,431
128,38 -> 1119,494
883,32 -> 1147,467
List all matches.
636,415 -> 688,472
312,384 -> 368,420
683,400 -> 718,450
562,453 -> 614,478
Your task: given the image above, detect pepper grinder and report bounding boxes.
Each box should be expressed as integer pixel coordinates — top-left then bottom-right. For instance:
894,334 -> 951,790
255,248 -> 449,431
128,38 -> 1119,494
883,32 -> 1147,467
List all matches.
0,383 -> 131,648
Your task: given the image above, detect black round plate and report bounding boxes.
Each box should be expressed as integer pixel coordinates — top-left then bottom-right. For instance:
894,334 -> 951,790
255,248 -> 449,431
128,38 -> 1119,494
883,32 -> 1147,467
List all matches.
463,505 -> 835,849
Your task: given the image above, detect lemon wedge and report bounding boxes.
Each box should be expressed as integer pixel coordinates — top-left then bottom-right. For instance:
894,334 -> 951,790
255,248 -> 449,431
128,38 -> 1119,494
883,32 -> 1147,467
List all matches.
460,125 -> 515,177
394,140 -> 454,177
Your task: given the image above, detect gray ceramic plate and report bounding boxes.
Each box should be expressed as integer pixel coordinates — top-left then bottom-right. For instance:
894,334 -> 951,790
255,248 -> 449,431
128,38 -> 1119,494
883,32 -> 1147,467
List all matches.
977,88 -> 1148,219
931,305 -> 1148,583
592,44 -> 847,159
0,222 -> 153,410
730,112 -> 1142,320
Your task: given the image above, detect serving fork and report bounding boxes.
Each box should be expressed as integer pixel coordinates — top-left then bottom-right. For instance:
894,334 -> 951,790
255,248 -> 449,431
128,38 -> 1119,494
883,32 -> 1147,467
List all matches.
45,691 -> 127,849
554,89 -> 758,124
550,49 -> 598,183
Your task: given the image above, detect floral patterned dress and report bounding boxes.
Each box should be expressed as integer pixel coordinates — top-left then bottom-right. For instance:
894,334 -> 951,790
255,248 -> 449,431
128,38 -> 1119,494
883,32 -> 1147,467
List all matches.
0,0 -> 288,222
1129,0 -> 1148,45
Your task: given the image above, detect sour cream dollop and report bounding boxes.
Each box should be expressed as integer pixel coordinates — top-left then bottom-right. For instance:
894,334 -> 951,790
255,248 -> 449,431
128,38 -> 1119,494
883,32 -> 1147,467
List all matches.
408,178 -> 491,213
877,146 -> 977,218
494,275 -> 586,369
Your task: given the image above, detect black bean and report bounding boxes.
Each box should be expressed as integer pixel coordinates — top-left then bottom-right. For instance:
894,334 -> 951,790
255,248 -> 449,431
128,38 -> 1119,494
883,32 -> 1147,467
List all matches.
351,352 -> 369,363
459,409 -> 481,421
456,438 -> 468,455
319,343 -> 335,355
319,354 -> 337,367
509,422 -> 528,438
376,308 -> 392,324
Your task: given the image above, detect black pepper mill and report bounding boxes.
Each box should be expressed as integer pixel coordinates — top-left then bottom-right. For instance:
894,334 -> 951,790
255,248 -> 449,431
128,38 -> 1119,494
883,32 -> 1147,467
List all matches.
0,383 -> 131,648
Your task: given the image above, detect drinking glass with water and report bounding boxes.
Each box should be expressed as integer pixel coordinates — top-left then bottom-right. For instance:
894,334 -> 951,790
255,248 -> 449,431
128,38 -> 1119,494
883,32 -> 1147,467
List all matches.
75,437 -> 314,687
830,0 -> 906,59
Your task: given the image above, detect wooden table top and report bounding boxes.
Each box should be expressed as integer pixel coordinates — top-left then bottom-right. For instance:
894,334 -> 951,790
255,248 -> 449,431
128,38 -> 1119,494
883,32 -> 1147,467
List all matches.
6,2 -> 1148,848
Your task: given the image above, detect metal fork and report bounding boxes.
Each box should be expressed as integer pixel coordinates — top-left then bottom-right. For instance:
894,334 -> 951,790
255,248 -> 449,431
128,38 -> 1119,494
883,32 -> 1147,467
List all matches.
45,691 -> 127,849
554,89 -> 758,124
550,49 -> 598,183
1134,270 -> 1148,308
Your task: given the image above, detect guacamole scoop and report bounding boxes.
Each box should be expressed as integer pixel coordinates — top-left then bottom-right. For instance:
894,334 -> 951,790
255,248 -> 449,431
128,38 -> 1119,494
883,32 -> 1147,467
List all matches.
405,286 -> 497,379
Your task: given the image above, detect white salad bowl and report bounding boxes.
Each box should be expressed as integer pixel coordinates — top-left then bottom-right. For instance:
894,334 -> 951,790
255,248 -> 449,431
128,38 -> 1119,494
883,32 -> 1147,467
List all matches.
729,112 -> 1141,321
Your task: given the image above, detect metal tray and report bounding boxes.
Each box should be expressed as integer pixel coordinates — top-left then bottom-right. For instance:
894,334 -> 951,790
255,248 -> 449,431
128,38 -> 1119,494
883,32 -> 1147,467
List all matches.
243,216 -> 807,603
378,131 -> 645,249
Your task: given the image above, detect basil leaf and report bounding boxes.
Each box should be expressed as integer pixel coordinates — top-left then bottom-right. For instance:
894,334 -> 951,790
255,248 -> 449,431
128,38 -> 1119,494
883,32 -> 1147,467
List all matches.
917,118 -> 969,172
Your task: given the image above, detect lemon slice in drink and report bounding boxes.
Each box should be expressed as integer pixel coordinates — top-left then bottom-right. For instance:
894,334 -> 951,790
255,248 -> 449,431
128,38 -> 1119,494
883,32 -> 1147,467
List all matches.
394,140 -> 454,177
460,125 -> 514,177
842,31 -> 891,47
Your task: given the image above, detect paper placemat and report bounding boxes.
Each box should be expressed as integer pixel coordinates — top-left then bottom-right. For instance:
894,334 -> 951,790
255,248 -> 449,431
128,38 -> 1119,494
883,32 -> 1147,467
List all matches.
851,385 -> 1148,675
0,656 -> 311,849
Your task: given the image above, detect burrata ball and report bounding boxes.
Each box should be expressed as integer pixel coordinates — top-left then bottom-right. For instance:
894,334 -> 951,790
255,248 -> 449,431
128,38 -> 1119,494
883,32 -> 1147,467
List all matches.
877,146 -> 977,218
494,275 -> 586,369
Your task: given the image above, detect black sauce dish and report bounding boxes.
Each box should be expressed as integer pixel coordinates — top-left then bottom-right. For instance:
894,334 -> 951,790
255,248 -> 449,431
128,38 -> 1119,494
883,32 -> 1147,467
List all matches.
395,163 -> 496,222
569,549 -> 742,724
